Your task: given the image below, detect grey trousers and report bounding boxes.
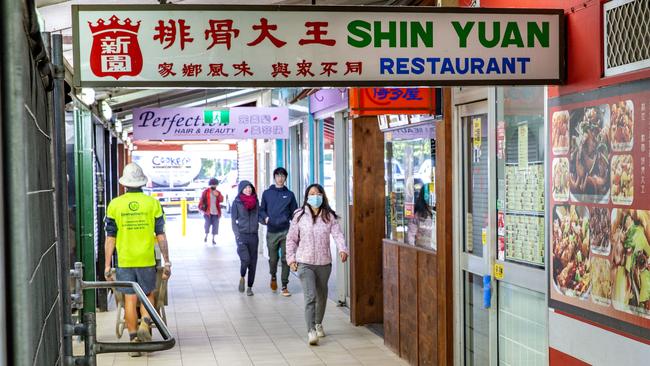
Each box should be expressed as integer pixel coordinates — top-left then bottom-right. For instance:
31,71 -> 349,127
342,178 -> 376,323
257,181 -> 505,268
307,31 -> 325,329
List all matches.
204,214 -> 219,235
267,230 -> 290,286
298,263 -> 332,332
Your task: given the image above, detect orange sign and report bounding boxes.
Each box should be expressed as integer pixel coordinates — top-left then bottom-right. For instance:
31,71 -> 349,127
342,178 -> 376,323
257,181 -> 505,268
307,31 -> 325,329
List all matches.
349,87 -> 441,116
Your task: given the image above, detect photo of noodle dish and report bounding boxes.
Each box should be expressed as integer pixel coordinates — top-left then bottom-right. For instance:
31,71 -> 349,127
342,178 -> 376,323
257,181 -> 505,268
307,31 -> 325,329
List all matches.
552,205 -> 591,298
610,100 -> 634,152
553,158 -> 570,201
611,154 -> 633,205
591,257 -> 612,306
569,105 -> 611,202
552,110 -> 570,154
610,209 -> 650,317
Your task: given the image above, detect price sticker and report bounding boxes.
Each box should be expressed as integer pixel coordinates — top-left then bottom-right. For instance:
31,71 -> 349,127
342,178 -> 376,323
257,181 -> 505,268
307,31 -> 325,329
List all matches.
481,228 -> 487,246
494,263 -> 505,280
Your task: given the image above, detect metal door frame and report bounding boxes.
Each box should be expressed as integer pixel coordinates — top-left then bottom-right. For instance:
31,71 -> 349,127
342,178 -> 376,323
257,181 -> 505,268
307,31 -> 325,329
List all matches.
452,87 -> 499,366
334,111 -> 351,306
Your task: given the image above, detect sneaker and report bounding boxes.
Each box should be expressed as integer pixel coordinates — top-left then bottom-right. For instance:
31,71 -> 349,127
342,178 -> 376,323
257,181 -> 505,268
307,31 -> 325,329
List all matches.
129,336 -> 142,357
281,287 -> 291,297
315,324 -> 325,338
246,287 -> 254,296
308,330 -> 319,345
137,319 -> 152,342
270,278 -> 278,292
238,277 -> 245,293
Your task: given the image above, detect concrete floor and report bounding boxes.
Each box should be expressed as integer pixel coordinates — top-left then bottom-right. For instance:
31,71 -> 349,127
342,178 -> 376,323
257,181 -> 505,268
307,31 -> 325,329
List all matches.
78,215 -> 406,366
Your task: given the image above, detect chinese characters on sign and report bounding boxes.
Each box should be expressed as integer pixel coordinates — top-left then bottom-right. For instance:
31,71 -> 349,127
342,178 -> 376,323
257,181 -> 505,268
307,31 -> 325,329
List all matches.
75,6 -> 563,86
88,15 -> 143,79
351,87 -> 441,116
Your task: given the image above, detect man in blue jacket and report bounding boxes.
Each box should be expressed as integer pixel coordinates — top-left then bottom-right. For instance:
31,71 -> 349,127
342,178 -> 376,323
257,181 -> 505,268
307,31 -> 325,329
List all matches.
259,167 -> 298,296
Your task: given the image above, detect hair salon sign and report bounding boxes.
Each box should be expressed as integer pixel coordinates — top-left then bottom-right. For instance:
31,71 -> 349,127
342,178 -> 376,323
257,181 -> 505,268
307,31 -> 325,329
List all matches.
133,107 -> 289,141
73,5 -> 564,87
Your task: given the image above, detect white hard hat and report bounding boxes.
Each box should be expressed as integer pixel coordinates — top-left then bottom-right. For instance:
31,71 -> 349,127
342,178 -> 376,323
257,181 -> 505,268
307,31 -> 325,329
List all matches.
119,163 -> 148,188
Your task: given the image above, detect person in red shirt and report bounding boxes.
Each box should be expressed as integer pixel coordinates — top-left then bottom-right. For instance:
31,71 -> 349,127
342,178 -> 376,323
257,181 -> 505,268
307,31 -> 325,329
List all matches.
199,178 -> 224,245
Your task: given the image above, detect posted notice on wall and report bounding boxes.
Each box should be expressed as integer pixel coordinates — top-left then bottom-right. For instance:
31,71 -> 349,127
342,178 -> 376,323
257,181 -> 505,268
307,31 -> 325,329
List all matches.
548,80 -> 650,341
73,4 -> 563,86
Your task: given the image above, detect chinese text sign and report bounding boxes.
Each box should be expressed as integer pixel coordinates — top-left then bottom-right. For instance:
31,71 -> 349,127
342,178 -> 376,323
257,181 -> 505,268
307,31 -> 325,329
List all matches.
73,5 -> 563,86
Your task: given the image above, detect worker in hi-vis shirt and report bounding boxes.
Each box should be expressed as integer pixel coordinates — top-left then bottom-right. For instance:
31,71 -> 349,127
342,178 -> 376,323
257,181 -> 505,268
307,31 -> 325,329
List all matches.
104,162 -> 171,357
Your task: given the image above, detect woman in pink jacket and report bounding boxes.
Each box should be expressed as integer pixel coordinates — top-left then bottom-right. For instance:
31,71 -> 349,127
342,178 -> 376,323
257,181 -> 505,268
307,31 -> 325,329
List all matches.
286,183 -> 349,346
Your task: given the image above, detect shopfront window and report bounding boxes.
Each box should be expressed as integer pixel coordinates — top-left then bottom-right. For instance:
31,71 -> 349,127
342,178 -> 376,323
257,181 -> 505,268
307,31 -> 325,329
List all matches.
384,123 -> 436,250
463,113 -> 489,258
496,87 -> 546,266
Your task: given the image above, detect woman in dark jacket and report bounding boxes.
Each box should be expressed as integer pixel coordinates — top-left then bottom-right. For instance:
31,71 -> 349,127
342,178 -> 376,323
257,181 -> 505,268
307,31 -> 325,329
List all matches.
231,180 -> 260,296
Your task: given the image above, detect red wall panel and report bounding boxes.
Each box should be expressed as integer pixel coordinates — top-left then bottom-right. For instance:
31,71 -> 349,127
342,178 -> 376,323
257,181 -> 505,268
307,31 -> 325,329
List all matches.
482,0 -> 650,96
549,348 -> 591,366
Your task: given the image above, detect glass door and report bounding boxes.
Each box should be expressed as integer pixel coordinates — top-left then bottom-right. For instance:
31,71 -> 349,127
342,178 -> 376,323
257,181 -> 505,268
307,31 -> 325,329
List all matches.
457,100 -> 496,366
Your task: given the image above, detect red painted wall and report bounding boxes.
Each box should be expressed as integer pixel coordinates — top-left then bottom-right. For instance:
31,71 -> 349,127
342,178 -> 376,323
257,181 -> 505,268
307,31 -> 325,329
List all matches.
482,0 -> 650,96
549,348 -> 591,366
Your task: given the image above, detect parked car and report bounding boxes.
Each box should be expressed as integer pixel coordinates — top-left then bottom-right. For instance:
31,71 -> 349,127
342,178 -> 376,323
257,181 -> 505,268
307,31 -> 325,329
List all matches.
415,159 -> 434,184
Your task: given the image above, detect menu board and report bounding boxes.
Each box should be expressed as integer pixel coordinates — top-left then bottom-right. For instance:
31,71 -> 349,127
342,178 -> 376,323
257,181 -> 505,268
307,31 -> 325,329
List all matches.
548,84 -> 650,340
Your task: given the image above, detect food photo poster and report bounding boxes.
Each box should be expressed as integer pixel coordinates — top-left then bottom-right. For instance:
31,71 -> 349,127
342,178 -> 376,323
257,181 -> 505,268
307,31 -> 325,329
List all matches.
549,84 -> 650,341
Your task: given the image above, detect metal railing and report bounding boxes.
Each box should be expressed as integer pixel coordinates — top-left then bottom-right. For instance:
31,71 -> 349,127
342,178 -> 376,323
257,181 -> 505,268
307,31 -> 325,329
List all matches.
66,263 -> 176,365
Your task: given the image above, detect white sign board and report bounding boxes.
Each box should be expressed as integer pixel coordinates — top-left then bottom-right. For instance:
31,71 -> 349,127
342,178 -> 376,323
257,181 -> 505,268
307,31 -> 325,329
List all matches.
133,107 -> 289,141
73,5 -> 564,87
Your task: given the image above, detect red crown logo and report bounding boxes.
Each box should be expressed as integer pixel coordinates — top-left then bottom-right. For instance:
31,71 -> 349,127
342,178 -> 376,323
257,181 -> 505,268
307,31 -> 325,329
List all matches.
88,15 -> 140,35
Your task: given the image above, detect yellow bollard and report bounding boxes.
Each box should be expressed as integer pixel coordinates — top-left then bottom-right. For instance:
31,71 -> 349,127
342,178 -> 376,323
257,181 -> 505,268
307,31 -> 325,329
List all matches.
181,198 -> 187,237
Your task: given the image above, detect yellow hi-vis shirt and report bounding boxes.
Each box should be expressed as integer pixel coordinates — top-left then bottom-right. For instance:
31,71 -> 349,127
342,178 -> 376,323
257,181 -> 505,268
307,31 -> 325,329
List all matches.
106,192 -> 163,268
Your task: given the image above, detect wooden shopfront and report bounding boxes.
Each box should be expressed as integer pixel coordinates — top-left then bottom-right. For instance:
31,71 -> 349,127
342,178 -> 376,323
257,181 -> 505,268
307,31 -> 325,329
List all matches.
348,87 -> 454,365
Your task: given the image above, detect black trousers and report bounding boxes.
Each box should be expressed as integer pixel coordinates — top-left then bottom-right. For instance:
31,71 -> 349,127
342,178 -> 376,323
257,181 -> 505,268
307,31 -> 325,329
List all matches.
237,233 -> 259,287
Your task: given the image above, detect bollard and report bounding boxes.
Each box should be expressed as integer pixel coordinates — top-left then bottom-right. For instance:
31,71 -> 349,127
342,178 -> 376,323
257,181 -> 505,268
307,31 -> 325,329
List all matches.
181,198 -> 187,236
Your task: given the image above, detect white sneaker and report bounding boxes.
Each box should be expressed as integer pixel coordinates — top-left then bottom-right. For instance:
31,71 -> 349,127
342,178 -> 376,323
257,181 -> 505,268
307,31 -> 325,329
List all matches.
315,324 -> 325,338
308,330 -> 319,345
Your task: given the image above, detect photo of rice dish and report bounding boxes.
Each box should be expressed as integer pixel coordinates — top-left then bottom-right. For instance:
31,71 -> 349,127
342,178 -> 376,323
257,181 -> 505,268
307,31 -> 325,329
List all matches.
589,207 -> 610,255
553,158 -> 569,202
552,110 -> 570,154
610,100 -> 634,152
611,155 -> 633,205
591,257 -> 612,306
552,205 -> 591,298
569,105 -> 611,202
610,209 -> 650,317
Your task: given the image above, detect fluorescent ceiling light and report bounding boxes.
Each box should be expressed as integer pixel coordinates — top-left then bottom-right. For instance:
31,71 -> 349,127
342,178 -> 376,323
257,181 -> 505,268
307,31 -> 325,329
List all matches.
182,89 -> 254,108
101,101 -> 112,120
78,88 -> 95,105
271,98 -> 308,113
183,144 -> 231,152
288,104 -> 309,113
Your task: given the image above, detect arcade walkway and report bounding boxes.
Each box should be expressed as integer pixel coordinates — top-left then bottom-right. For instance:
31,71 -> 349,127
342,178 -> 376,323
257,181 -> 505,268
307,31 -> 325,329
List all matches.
88,216 -> 406,366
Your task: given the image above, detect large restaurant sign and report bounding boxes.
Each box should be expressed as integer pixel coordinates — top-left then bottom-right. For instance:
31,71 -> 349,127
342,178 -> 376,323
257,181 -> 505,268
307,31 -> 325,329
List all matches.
72,5 -> 564,87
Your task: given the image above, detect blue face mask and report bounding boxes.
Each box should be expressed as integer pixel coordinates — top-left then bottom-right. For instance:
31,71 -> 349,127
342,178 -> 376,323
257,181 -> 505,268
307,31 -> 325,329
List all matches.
307,195 -> 323,208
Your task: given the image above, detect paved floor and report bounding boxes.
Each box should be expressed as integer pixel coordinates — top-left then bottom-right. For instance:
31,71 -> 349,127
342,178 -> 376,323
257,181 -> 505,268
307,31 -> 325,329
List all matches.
81,216 -> 406,366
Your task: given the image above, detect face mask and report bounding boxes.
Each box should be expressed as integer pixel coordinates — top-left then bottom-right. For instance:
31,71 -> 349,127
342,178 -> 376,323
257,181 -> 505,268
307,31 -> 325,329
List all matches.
210,186 -> 216,190
307,195 -> 323,208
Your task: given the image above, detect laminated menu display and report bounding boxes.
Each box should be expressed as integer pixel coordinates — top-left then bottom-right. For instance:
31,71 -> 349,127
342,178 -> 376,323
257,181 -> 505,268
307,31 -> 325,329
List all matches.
548,82 -> 650,341
497,114 -> 545,267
